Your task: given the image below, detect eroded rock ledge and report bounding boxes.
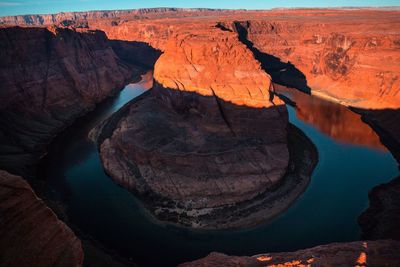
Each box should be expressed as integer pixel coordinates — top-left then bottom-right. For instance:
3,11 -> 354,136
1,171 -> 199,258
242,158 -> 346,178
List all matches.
180,240 -> 400,267
95,27 -> 318,229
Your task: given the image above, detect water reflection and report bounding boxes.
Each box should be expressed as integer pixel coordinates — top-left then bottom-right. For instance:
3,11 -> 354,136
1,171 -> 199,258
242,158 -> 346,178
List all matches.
275,84 -> 386,151
38,74 -> 399,267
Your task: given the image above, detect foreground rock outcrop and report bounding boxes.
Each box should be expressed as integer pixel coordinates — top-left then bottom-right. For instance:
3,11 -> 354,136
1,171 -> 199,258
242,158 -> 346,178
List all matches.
0,170 -> 83,267
180,240 -> 400,267
0,26 -> 138,175
96,27 -> 317,228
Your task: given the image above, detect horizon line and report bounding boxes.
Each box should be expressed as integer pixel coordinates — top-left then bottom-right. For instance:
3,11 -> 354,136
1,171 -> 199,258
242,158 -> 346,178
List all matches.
1,5 -> 400,18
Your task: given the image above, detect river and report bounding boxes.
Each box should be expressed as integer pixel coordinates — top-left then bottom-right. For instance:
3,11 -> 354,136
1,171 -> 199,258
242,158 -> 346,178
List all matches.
37,72 -> 400,266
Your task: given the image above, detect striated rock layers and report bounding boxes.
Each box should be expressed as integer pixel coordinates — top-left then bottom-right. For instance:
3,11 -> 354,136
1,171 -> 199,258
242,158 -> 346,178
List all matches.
0,8 -> 242,26
0,170 -> 83,267
0,26 -> 137,175
89,9 -> 400,110
0,26 -> 142,267
97,28 -> 317,228
180,240 -> 400,267
219,11 -> 400,109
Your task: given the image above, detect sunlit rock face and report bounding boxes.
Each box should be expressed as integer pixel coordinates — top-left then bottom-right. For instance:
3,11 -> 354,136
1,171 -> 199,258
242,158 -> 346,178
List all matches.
219,11 -> 400,109
90,9 -> 400,110
0,170 -> 83,267
154,27 -> 278,108
180,240 -> 400,267
0,26 -> 137,175
99,28 -> 292,229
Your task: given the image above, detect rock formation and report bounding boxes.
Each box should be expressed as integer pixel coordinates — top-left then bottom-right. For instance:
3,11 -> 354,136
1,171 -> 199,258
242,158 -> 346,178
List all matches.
359,176 -> 400,240
0,8 -> 243,26
89,9 -> 400,164
0,26 -> 138,175
180,240 -> 400,267
0,7 -> 399,266
218,10 -> 400,110
0,25 -> 146,266
357,108 -> 400,165
0,170 -> 83,267
96,27 -> 317,228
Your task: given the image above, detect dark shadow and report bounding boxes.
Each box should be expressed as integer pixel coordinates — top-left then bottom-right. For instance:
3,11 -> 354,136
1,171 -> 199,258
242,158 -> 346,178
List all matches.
109,40 -> 162,70
359,175 -> 400,241
216,21 -> 311,94
352,107 -> 400,167
94,82 -> 318,234
0,26 -> 161,177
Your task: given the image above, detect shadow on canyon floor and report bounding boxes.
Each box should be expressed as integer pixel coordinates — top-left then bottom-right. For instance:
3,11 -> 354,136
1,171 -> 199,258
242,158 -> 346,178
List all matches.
353,107 -> 400,167
0,26 -> 162,177
216,22 -> 311,94
109,40 -> 162,69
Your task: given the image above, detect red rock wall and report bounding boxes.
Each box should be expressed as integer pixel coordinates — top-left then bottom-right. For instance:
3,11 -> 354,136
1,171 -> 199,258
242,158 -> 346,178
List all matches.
92,9 -> 400,110
220,11 -> 400,109
0,26 -> 136,175
0,170 -> 83,267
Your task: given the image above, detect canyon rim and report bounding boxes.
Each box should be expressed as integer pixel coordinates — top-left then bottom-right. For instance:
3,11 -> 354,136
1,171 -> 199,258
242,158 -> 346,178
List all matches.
0,4 -> 400,267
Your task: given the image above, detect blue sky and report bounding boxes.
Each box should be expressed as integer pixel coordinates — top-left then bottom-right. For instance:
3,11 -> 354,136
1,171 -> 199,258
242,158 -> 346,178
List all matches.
0,0 -> 399,16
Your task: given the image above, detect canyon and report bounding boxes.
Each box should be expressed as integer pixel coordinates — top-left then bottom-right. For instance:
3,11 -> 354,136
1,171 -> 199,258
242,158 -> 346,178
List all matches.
94,27 -> 318,228
0,7 -> 399,267
0,26 -> 141,176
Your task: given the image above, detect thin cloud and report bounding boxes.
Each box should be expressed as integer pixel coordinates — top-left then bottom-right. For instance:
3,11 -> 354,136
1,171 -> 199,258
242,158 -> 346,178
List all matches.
0,1 -> 22,6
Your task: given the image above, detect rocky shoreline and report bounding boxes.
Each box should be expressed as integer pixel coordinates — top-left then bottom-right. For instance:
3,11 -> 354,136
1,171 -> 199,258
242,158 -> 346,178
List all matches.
0,7 -> 399,267
93,93 -> 318,229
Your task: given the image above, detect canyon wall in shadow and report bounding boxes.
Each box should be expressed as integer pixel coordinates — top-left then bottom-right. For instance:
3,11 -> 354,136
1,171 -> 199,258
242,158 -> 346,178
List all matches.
0,26 -> 138,176
0,26 -> 158,267
0,8 -> 399,267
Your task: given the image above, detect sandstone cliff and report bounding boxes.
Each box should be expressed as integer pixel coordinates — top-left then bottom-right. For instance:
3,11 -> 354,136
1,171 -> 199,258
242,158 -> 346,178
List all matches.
92,9 -> 400,111
0,170 -> 83,267
0,8 -> 242,26
219,11 -> 400,109
0,26 -> 137,175
96,27 -> 318,229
